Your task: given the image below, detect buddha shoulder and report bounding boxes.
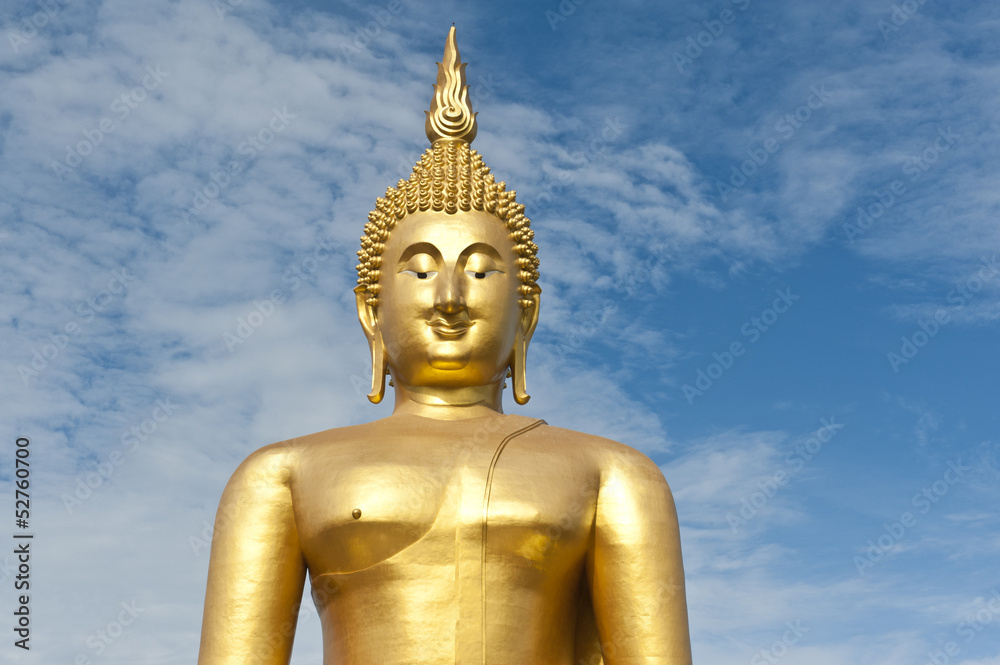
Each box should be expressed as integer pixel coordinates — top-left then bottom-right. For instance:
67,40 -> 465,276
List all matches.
539,424 -> 671,488
221,422 -> 373,494
220,438 -> 301,495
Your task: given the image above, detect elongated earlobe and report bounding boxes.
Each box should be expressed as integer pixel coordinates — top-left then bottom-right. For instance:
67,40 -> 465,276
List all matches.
511,290 -> 540,405
355,284 -> 387,404
368,334 -> 387,404
511,333 -> 530,405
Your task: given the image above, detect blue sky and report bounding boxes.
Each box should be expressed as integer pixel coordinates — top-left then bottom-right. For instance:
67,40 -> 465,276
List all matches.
1,0 -> 998,663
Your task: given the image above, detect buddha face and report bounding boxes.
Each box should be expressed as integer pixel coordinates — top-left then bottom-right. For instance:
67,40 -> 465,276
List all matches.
367,210 -> 534,392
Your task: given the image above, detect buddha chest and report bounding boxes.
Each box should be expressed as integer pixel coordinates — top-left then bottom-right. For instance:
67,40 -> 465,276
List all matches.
292,416 -> 598,578
290,416 -> 599,665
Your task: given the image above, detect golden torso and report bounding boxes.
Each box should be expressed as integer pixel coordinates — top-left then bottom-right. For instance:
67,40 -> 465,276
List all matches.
197,248 -> 695,665
296,414 -> 598,665
199,409 -> 690,665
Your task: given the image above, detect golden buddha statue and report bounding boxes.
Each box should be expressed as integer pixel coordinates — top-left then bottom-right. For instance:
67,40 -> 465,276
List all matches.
197,27 -> 692,665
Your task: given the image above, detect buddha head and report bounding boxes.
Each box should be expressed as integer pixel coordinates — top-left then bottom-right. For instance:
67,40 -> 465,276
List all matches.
355,27 -> 541,407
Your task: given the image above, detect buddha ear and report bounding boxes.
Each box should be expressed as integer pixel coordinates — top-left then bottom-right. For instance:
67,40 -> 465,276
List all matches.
355,286 -> 387,404
511,287 -> 541,405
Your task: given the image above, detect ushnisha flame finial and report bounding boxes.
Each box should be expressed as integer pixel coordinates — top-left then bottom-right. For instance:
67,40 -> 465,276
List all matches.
425,26 -> 478,145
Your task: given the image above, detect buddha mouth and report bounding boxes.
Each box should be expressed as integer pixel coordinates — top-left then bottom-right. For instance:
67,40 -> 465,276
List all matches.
428,318 -> 473,337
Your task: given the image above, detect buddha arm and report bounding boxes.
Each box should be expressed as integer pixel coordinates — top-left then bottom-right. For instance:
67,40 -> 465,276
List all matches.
197,445 -> 306,665
588,448 -> 693,665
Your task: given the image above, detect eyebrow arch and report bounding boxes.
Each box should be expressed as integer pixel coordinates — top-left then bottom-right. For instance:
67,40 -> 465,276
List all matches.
458,242 -> 504,264
397,242 -> 442,264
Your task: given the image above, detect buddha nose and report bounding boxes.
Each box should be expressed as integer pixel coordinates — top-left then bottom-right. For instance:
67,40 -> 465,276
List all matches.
434,271 -> 466,314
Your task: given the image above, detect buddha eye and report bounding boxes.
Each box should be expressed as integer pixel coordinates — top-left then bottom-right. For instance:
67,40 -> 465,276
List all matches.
464,251 -> 503,279
399,251 -> 438,279
401,269 -> 438,280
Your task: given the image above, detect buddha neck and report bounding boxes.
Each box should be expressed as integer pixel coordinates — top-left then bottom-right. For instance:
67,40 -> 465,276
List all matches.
391,382 -> 506,421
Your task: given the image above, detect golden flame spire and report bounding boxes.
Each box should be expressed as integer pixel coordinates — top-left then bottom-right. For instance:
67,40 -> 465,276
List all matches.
425,26 -> 478,145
